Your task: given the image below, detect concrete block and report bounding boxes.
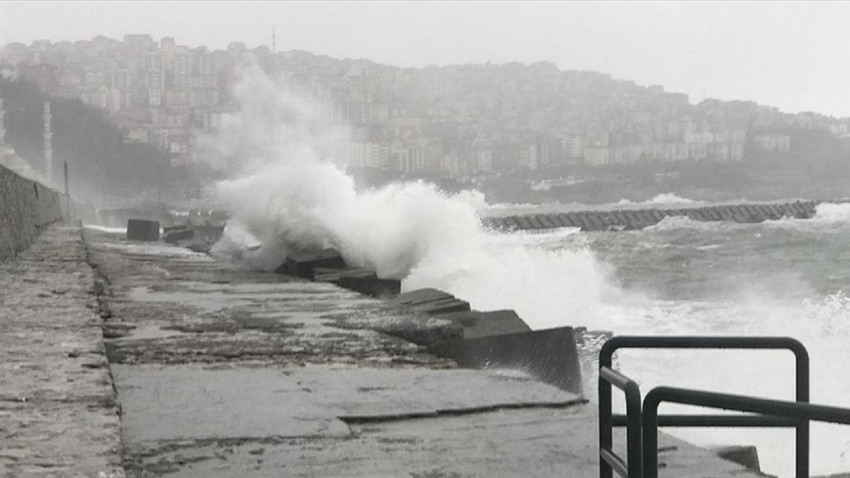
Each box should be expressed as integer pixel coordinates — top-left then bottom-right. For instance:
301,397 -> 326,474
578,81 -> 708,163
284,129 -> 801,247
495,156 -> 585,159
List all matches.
547,215 -> 566,228
480,217 -> 498,229
312,267 -> 378,282
538,215 -> 557,229
707,208 -> 723,221
194,225 -> 225,243
558,213 -> 576,228
713,445 -> 760,472
619,211 -> 635,229
163,228 -> 193,244
438,309 -> 532,339
641,210 -> 657,226
162,224 -> 188,234
276,248 -> 346,278
687,209 -> 705,221
336,276 -> 401,299
429,326 -> 583,394
391,288 -> 456,307
126,219 -> 160,242
741,206 -> 759,222
717,207 -> 734,221
730,207 -> 748,223
409,297 -> 471,315
527,215 -> 544,229
576,213 -> 594,231
650,209 -> 666,223
514,216 -> 533,230
787,202 -> 803,217
391,288 -> 471,314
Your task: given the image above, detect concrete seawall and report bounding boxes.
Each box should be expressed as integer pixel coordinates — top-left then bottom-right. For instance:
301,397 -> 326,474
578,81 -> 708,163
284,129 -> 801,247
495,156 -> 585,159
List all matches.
0,164 -> 63,260
483,200 -> 821,232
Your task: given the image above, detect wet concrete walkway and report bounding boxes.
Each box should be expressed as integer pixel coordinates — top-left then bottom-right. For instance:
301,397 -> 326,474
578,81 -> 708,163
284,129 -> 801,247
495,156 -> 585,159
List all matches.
2,225 -> 772,477
0,227 -> 123,477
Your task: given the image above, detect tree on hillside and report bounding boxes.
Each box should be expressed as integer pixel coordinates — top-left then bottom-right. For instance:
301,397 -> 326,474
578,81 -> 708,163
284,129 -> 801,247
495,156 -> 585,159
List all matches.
0,78 -> 171,202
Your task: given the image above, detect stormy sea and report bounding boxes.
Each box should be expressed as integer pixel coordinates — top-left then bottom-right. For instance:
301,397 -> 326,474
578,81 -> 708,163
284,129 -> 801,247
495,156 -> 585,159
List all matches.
479,196 -> 850,477
209,65 -> 850,477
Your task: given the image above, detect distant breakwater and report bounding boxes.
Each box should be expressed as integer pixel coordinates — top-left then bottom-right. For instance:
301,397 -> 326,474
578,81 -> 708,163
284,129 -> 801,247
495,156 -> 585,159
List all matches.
482,200 -> 822,232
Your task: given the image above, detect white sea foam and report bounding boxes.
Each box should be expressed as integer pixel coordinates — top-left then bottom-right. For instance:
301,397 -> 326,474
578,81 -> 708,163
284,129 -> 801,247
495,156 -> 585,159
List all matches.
617,193 -> 701,206
205,63 -> 850,477
208,63 -> 623,329
814,202 -> 850,222
608,287 -> 850,477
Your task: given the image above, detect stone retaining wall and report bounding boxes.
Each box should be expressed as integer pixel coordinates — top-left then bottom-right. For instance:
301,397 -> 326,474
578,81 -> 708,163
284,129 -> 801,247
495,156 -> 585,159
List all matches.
0,164 -> 63,260
483,200 -> 820,232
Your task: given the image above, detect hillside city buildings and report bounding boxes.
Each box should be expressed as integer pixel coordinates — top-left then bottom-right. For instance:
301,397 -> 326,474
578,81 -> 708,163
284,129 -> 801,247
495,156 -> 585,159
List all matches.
2,34 -> 850,179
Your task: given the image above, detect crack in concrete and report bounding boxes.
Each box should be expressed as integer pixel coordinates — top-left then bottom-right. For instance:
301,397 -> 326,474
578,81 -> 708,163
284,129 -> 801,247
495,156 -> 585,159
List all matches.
338,398 -> 589,425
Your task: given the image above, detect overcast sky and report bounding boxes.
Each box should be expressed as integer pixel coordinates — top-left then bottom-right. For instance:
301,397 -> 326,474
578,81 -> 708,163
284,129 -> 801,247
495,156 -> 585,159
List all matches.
2,1 -> 850,117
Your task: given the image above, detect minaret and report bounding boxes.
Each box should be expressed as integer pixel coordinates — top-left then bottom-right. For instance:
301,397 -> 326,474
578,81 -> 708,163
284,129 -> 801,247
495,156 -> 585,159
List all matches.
272,26 -> 276,54
0,97 -> 6,147
43,101 -> 53,182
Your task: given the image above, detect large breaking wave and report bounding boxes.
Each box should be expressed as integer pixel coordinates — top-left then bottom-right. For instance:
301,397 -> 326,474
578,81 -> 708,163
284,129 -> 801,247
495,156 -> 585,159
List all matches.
209,64 -> 622,329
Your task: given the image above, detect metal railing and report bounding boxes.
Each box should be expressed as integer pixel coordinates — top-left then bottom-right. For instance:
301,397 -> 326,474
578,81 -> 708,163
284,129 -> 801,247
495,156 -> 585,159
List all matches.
598,336 -> 811,478
598,366 -> 642,477
642,386 -> 850,478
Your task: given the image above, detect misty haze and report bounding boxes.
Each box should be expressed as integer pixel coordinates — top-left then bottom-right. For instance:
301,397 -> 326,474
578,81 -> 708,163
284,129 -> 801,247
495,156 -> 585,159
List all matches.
2,2 -> 850,478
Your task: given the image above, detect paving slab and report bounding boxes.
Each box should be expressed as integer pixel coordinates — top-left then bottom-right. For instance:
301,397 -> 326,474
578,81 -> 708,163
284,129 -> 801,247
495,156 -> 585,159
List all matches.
122,404 -> 766,478
79,226 -> 772,478
112,362 -> 582,446
0,226 -> 123,477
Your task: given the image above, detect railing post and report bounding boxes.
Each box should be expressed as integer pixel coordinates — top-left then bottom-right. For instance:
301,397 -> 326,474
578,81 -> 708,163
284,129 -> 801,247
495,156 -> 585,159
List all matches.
599,336 -> 812,478
599,342 -> 615,478
641,390 -> 660,478
792,339 -> 810,478
625,379 -> 643,477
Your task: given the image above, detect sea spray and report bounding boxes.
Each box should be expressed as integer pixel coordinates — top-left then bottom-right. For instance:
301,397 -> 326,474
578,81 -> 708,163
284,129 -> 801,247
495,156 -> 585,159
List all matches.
204,63 -> 850,476
593,214 -> 850,477
209,62 -> 624,328
405,227 -> 626,331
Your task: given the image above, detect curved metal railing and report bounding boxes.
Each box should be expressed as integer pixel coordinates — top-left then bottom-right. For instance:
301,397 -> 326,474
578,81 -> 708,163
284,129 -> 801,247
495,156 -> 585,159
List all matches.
598,335 -> 813,478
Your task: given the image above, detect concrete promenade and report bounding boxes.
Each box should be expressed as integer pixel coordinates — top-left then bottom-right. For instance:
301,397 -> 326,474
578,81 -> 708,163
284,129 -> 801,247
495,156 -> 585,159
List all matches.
0,227 -> 123,477
2,224 -> 772,477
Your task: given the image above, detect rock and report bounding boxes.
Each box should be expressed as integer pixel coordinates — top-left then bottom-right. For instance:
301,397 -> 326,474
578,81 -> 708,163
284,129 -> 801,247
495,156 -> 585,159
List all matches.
126,219 -> 160,242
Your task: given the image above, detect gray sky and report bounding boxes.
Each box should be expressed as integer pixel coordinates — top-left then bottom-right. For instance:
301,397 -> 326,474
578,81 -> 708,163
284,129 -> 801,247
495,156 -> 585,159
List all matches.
2,1 -> 850,117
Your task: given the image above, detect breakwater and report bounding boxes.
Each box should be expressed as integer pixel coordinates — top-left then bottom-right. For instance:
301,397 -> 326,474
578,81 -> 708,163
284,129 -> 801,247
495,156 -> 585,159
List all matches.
0,164 -> 63,260
482,200 -> 821,232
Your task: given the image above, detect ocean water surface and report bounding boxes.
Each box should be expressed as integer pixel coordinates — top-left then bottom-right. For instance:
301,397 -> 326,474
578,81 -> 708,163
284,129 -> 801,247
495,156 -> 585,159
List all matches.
460,200 -> 850,477
211,67 -> 850,476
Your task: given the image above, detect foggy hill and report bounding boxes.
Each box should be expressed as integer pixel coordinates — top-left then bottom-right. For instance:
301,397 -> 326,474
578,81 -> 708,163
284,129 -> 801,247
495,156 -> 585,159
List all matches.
0,78 -> 189,202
